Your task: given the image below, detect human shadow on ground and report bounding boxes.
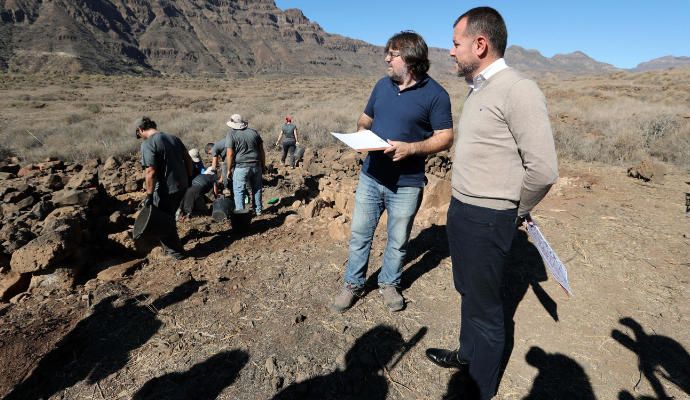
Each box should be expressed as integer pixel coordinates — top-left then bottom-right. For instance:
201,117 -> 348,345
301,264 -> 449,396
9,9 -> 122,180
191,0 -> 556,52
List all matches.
617,390 -> 656,400
442,371 -> 481,400
522,346 -> 596,399
612,317 -> 690,399
399,224 -> 449,290
186,211 -> 292,258
3,279 -> 205,400
500,230 -> 558,380
362,224 -> 449,297
272,325 -> 426,400
132,349 -> 249,400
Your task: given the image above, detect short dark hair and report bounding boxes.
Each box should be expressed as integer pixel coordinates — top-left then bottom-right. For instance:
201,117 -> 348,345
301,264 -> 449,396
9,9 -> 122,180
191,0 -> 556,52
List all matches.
136,116 -> 157,131
205,142 -> 215,154
454,7 -> 507,57
385,31 -> 430,77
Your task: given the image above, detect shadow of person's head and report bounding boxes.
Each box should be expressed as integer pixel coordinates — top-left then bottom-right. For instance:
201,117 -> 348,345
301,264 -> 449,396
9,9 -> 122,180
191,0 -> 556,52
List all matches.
133,349 -> 249,400
345,325 -> 404,371
525,346 -> 548,367
152,279 -> 206,310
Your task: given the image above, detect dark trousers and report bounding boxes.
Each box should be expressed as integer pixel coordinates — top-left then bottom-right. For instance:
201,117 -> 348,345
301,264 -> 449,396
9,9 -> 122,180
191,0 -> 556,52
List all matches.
446,197 -> 517,400
181,185 -> 208,216
281,139 -> 296,167
154,190 -> 185,256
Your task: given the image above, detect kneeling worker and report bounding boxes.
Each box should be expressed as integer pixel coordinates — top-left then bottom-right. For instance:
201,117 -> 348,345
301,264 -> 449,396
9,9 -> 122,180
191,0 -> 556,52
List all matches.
179,167 -> 219,219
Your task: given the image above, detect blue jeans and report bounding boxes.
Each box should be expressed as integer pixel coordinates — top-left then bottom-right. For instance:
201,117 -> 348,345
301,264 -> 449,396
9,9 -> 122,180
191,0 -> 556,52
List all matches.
232,164 -> 262,214
344,172 -> 422,288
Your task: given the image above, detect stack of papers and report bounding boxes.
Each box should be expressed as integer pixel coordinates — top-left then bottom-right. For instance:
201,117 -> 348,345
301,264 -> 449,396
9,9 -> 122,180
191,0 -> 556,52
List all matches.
330,130 -> 392,152
527,221 -> 574,296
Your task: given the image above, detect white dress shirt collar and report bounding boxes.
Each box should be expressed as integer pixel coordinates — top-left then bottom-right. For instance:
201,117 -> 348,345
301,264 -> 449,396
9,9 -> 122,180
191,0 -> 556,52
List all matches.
469,58 -> 508,91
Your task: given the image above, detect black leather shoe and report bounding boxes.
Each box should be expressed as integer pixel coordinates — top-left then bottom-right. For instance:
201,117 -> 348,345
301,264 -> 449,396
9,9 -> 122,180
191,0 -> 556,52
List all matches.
425,348 -> 469,370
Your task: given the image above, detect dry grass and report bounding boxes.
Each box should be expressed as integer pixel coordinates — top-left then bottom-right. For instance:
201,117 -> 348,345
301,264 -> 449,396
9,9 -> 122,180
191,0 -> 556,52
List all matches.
542,68 -> 690,168
1,68 -> 688,169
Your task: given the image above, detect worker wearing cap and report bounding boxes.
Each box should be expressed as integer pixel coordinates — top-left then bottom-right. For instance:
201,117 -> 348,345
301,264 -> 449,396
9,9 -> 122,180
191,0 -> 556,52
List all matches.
188,148 -> 205,178
225,114 -> 265,215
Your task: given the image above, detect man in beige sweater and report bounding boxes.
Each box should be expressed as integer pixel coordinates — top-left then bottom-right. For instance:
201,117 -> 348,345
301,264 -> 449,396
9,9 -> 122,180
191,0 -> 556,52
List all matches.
425,7 -> 558,399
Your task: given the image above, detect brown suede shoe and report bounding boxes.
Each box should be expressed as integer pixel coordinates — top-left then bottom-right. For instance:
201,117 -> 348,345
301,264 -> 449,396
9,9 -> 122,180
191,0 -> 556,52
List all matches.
331,284 -> 363,313
379,286 -> 404,311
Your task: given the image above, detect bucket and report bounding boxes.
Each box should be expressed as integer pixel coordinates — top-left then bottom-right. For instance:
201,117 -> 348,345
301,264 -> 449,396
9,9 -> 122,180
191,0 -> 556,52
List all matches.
132,205 -> 175,240
212,197 -> 234,222
230,209 -> 252,231
294,145 -> 305,165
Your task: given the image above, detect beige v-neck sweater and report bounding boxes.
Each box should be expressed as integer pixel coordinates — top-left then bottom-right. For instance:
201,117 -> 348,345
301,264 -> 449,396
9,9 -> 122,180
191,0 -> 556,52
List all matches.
452,68 -> 558,216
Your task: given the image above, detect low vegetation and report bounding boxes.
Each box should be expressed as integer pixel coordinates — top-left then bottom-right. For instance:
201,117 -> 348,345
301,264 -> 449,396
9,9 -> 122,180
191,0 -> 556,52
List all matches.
1,68 -> 688,169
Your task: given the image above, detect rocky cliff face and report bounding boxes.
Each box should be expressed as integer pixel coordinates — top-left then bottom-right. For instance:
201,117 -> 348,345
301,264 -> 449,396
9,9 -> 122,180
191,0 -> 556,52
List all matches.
1,1 -> 649,77
0,0 -> 383,76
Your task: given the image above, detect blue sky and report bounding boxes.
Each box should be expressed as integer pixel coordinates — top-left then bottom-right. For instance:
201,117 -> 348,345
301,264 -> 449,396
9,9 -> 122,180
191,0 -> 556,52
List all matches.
275,1 -> 690,69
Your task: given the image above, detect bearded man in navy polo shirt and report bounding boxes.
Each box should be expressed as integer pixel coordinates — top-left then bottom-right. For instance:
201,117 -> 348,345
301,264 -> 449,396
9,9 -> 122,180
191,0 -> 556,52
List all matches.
332,31 -> 454,313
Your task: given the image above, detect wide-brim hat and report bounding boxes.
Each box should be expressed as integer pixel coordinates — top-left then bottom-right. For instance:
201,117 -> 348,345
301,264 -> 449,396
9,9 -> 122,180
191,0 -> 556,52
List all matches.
226,114 -> 248,130
188,148 -> 201,163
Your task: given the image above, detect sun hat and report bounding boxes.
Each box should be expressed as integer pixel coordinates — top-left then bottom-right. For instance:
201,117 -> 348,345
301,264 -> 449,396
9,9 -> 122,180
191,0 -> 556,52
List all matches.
226,114 -> 248,130
188,148 -> 201,163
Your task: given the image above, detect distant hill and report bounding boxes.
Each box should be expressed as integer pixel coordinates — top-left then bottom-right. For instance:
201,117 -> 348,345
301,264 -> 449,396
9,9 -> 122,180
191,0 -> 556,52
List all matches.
503,46 -> 620,76
632,56 -> 690,72
0,1 -> 682,77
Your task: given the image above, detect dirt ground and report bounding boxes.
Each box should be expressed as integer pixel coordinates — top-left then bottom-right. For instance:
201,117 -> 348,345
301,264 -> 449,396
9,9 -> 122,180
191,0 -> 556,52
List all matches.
0,157 -> 688,400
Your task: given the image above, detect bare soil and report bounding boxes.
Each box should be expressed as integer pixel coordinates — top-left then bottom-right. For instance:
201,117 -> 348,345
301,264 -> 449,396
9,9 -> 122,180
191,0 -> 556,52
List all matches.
1,158 -> 688,399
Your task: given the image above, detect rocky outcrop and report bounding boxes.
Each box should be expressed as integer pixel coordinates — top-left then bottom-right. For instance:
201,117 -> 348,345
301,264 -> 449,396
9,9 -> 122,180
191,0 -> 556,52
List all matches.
291,151 -> 453,241
627,160 -> 666,183
11,225 -> 81,274
0,155 -> 146,302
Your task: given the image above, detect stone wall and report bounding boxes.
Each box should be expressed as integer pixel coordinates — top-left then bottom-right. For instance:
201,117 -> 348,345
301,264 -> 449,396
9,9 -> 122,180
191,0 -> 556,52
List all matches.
0,155 -> 144,302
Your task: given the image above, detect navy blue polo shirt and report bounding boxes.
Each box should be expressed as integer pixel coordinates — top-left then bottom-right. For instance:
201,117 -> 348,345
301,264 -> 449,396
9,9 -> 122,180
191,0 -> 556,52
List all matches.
362,74 -> 453,188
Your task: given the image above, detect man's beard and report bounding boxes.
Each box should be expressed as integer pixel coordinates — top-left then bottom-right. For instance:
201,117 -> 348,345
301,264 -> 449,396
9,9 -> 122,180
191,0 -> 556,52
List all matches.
387,64 -> 409,83
455,59 -> 479,78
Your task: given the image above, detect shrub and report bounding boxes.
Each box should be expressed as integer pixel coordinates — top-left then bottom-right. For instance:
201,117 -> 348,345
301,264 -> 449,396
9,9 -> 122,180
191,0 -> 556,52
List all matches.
65,113 -> 87,125
86,103 -> 101,113
2,71 -> 688,171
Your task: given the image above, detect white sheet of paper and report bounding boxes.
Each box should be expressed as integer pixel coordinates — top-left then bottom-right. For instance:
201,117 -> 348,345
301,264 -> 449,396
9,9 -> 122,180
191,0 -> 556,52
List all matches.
330,130 -> 392,152
527,221 -> 574,296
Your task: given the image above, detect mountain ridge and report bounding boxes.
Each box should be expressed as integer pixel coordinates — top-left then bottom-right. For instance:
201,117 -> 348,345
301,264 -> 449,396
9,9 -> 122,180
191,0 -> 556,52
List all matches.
0,1 -> 685,77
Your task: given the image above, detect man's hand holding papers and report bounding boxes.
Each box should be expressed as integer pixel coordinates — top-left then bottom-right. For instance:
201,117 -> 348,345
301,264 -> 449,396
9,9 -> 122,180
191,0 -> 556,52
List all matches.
384,139 -> 417,162
330,130 -> 392,152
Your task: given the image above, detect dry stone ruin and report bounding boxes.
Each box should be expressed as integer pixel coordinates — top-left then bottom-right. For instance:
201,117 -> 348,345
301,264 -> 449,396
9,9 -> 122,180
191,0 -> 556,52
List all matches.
0,149 -> 454,303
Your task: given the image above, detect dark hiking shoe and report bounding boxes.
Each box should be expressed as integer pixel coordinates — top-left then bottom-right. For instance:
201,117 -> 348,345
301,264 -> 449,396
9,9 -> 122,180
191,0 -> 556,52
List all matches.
379,286 -> 404,311
331,284 -> 363,313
